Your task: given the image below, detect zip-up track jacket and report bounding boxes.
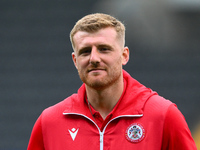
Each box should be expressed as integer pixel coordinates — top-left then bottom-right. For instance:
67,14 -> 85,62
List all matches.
28,70 -> 197,150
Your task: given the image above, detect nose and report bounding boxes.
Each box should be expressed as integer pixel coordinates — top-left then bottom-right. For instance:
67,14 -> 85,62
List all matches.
89,47 -> 100,65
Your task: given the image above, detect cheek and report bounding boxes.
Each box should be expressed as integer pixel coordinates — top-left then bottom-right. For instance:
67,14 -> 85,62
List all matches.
76,58 -> 88,70
110,55 -> 122,64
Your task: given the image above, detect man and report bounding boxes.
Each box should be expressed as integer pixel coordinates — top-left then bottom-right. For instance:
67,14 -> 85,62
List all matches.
28,13 -> 197,150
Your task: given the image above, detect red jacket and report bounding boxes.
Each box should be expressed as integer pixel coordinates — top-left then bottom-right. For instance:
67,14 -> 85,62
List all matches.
28,70 -> 197,150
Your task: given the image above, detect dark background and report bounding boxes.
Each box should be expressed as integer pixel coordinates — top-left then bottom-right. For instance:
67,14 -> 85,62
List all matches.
1,0 -> 200,149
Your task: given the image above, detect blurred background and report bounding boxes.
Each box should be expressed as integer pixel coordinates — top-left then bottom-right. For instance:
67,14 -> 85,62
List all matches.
1,0 -> 200,149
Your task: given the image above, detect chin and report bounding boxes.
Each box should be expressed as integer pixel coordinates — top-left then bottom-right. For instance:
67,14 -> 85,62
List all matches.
86,79 -> 107,89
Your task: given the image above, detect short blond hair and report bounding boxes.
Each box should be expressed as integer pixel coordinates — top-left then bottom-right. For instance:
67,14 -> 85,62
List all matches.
70,13 -> 125,49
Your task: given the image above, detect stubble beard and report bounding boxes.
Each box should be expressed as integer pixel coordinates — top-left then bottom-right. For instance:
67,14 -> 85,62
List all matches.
78,60 -> 123,90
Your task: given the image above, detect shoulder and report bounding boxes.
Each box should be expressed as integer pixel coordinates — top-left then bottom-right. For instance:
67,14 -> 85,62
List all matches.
144,94 -> 175,115
142,94 -> 178,125
41,94 -> 78,119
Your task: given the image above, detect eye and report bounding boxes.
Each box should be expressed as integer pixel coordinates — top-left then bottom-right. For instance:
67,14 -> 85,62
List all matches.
98,45 -> 111,52
78,47 -> 91,56
100,47 -> 108,51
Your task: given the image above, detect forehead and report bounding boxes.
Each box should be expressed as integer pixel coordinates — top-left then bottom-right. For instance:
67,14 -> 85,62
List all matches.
73,27 -> 118,50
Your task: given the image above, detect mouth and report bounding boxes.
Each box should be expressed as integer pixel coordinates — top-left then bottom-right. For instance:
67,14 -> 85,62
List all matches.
87,68 -> 106,73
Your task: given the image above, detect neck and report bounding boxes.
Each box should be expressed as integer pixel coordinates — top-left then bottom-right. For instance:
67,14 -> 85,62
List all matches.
86,76 -> 124,120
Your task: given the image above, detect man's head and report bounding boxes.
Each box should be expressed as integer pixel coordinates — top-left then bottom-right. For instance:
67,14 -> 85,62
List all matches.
70,13 -> 129,90
70,13 -> 126,50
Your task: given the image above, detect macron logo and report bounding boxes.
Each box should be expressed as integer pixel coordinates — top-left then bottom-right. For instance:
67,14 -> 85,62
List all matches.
68,128 -> 79,141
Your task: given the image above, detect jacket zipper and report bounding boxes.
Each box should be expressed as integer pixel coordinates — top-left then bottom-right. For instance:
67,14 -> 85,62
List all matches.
63,113 -> 143,150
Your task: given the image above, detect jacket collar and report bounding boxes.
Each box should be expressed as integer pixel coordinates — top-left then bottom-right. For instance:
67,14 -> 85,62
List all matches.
63,70 -> 157,118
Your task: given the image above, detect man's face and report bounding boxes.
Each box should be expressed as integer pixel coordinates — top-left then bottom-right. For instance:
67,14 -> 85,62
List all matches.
72,27 -> 129,90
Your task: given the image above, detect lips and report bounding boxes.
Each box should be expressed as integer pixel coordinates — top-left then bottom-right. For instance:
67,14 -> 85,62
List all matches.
87,68 -> 106,73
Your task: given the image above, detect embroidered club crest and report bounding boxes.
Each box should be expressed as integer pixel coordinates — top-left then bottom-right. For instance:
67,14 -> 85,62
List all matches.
125,123 -> 145,143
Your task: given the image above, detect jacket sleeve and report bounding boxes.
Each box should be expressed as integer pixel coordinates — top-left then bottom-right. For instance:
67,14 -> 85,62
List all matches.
162,104 -> 197,150
27,114 -> 45,150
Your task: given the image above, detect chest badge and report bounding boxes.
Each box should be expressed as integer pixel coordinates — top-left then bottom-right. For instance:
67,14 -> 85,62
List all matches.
125,123 -> 145,143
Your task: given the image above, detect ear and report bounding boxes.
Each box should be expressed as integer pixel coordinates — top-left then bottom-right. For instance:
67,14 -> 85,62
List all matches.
122,47 -> 129,65
72,52 -> 78,69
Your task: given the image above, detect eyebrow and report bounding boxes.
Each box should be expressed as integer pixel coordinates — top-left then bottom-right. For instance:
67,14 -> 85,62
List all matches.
97,44 -> 112,48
